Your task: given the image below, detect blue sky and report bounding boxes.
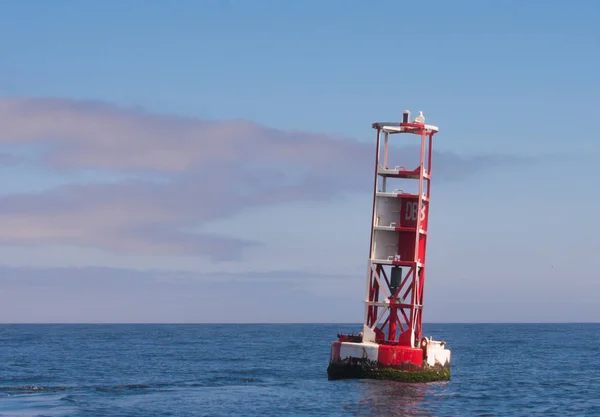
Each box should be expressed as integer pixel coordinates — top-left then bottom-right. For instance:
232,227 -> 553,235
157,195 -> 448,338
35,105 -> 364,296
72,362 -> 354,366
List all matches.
0,0 -> 598,323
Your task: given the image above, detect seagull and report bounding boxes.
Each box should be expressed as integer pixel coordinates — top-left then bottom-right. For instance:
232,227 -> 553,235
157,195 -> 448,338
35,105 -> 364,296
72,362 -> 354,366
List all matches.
414,111 -> 425,124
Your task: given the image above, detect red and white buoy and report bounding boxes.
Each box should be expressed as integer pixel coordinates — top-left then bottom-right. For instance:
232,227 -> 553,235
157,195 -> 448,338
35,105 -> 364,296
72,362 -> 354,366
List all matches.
327,110 -> 451,382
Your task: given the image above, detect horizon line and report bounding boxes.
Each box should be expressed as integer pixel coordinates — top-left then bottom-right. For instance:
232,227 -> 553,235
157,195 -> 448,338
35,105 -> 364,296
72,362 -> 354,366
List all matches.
1,321 -> 599,325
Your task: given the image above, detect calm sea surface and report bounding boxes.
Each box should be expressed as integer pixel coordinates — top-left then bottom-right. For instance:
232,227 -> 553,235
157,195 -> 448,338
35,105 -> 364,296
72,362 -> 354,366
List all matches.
1,324 -> 599,416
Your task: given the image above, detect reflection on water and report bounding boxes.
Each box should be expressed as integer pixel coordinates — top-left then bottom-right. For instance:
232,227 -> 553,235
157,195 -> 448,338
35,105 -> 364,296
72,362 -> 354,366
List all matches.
345,379 -> 450,417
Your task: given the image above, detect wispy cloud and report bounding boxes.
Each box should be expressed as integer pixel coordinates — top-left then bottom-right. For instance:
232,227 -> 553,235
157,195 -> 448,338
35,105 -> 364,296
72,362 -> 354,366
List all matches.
0,266 -> 358,323
0,97 -> 367,172
0,152 -> 20,166
0,97 -> 529,259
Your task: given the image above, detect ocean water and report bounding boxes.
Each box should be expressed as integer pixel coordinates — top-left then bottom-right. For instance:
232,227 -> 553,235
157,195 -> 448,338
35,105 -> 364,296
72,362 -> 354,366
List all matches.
1,324 -> 599,416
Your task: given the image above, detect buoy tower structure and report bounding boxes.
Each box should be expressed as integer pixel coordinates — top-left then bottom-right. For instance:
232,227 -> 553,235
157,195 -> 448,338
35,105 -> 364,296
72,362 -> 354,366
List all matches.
327,110 -> 451,382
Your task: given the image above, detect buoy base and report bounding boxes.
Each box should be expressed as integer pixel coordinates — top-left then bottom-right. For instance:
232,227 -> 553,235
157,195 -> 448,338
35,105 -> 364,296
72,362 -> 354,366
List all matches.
327,336 -> 451,383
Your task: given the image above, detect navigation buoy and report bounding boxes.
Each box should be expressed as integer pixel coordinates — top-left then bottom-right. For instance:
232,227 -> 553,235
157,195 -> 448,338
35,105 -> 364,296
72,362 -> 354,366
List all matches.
327,112 -> 451,382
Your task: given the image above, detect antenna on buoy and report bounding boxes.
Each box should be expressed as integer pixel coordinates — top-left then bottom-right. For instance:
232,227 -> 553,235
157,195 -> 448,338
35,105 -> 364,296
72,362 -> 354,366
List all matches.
327,109 -> 452,382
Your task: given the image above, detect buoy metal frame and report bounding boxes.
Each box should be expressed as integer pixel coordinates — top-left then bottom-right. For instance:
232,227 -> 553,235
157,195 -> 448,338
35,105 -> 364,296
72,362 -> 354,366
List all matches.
327,116 -> 451,382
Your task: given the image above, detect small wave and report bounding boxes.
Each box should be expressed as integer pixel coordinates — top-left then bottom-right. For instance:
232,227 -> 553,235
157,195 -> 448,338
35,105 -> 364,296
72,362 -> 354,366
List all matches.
184,376 -> 266,387
95,384 -> 150,391
211,376 -> 263,384
59,395 -> 77,403
0,385 -> 71,397
0,385 -> 70,393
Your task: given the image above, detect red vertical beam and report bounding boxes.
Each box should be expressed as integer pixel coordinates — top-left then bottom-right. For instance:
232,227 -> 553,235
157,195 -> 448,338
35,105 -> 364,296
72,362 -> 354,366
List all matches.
415,309 -> 422,342
388,303 -> 397,341
427,133 -> 433,197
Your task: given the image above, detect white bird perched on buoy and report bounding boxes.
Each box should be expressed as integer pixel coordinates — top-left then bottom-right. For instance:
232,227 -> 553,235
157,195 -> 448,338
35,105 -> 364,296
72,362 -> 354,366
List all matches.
414,111 -> 425,124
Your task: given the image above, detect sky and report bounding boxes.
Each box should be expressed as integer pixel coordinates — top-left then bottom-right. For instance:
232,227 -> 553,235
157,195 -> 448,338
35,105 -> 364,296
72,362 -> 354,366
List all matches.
0,0 -> 599,323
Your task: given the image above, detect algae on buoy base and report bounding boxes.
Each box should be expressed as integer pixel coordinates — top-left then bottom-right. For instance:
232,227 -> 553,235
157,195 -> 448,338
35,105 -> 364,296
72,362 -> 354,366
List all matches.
327,359 -> 450,383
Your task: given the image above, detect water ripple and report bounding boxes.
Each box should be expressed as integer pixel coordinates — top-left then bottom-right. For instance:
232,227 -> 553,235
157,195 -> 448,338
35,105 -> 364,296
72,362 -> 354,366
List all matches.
0,323 -> 599,416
